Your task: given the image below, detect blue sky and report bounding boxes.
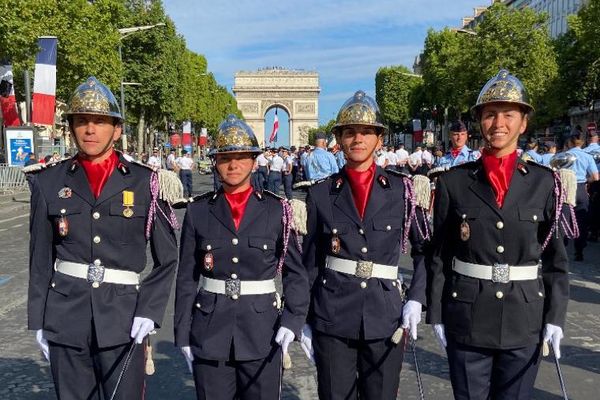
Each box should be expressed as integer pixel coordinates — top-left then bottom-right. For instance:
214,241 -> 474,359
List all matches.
163,0 -> 485,145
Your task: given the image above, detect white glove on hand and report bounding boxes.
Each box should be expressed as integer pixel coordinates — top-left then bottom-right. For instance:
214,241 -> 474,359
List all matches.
433,324 -> 447,352
130,317 -> 155,344
275,326 -> 295,355
401,300 -> 422,340
180,346 -> 194,373
300,324 -> 315,363
543,323 -> 564,359
36,329 -> 50,362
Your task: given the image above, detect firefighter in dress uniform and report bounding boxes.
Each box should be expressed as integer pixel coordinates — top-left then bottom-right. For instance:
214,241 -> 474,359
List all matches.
301,91 -> 430,399
174,115 -> 309,400
426,70 -> 576,399
26,76 -> 180,400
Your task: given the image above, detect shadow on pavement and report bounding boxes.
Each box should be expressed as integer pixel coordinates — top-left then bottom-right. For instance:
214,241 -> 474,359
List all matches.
0,357 -> 55,400
555,344 -> 600,374
568,283 -> 600,305
146,340 -> 196,399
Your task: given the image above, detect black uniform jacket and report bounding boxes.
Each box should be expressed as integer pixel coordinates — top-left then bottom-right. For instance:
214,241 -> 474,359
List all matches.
174,189 -> 309,361
426,159 -> 569,349
27,153 -> 178,348
302,166 -> 427,341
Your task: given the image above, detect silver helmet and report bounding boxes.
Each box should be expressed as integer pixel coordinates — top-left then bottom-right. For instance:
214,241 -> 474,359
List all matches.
549,152 -> 577,169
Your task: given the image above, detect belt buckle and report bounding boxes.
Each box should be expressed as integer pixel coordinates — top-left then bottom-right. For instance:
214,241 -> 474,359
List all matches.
225,278 -> 241,299
356,261 -> 373,279
87,263 -> 105,285
492,263 -> 509,283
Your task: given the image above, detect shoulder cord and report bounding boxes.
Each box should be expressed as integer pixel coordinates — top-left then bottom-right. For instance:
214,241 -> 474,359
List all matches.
401,177 -> 431,253
146,171 -> 180,240
541,171 -> 579,251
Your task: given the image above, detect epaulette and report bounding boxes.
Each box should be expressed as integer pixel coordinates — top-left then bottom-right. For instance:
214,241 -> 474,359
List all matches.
292,178 -> 328,190
412,174 -> 432,209
289,199 -> 308,235
386,169 -> 412,179
157,169 -> 184,204
263,190 -> 284,200
427,166 -> 449,178
450,160 -> 477,170
525,159 -> 553,172
22,159 -> 66,174
171,191 -> 214,209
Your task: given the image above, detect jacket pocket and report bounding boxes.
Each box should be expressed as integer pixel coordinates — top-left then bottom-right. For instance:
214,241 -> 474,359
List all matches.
443,278 -> 478,335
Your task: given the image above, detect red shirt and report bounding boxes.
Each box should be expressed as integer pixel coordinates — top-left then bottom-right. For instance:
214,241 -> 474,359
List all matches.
224,186 -> 254,230
345,163 -> 376,219
79,151 -> 119,198
481,149 -> 518,208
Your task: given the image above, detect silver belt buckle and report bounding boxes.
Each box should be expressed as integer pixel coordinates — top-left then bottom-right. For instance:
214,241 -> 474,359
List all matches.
356,261 -> 373,279
492,263 -> 509,283
87,263 -> 105,284
225,278 -> 241,299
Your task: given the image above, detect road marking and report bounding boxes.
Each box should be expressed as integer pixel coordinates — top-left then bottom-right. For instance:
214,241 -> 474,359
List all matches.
12,223 -> 23,228
0,275 -> 12,287
0,213 -> 29,224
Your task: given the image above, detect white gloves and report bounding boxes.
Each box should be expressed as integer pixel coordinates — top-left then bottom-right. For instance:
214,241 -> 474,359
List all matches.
543,323 -> 564,359
275,326 -> 295,355
300,324 -> 315,363
432,324 -> 447,352
130,317 -> 155,344
180,345 -> 194,373
36,329 -> 50,362
401,300 -> 422,340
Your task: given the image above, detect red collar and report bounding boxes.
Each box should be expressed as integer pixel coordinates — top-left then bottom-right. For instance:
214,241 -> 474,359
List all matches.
78,151 -> 119,198
481,149 -> 518,208
450,146 -> 464,159
224,186 -> 254,230
345,162 -> 376,219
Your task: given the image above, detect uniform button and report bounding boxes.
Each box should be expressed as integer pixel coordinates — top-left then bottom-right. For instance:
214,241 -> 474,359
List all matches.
60,208 -> 66,214
392,281 -> 397,287
231,273 -> 238,279
51,282 -> 56,288
361,247 -> 368,254
272,301 -> 278,307
94,259 -> 101,266
496,245 -> 504,254
232,257 -> 239,264
533,215 -> 538,221
135,285 -> 140,291
93,236 -> 101,244
451,292 -> 457,298
386,225 -> 392,231
322,279 -> 327,285
332,228 -> 338,234
206,245 -> 212,251
359,229 -> 364,235
461,214 -> 467,219
538,291 -> 544,297
195,303 -> 201,309
231,294 -> 239,300
263,244 -> 268,250
92,282 -> 100,288
496,291 -> 504,299
496,221 -> 504,229
232,238 -> 239,245
360,281 -> 367,289
92,212 -> 100,220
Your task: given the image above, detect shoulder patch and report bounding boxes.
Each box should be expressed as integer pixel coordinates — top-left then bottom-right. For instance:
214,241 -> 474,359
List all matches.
171,191 -> 214,209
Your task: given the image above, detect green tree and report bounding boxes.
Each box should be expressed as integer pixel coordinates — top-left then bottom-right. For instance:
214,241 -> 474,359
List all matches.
375,65 -> 422,133
307,119 -> 336,145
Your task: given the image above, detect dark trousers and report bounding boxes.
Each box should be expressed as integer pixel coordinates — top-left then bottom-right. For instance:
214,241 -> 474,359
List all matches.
282,173 -> 293,199
313,330 -> 405,400
49,339 -> 145,400
180,169 -> 193,197
267,171 -> 282,194
588,180 -> 600,238
192,348 -> 282,400
257,166 -> 268,191
447,339 -> 541,400
574,183 -> 590,255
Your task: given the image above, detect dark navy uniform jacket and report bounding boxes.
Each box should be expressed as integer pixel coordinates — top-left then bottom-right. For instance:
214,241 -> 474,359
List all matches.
426,159 -> 569,349
27,154 -> 178,348
302,166 -> 427,341
174,189 -> 309,361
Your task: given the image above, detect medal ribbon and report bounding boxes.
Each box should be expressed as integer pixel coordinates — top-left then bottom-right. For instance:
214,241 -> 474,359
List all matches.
481,149 -> 517,208
79,151 -> 118,198
345,162 -> 376,219
224,186 -> 254,230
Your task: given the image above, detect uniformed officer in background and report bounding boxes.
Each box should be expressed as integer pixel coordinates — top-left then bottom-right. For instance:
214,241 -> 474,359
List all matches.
583,129 -> 600,241
435,120 -> 480,169
26,76 -> 180,400
304,131 -> 339,180
174,115 -> 309,400
301,90 -> 430,399
426,70 -> 576,399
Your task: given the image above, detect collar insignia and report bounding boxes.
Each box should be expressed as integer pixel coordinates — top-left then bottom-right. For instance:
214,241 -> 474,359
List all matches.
377,175 -> 390,189
517,163 -> 528,175
117,162 -> 130,175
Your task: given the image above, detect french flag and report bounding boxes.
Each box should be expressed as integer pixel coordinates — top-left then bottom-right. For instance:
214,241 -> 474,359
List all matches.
31,36 -> 58,126
269,108 -> 279,143
0,62 -> 21,127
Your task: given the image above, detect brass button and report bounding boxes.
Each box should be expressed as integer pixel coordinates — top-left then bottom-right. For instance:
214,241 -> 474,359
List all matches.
496,221 -> 504,229
60,208 -> 66,214
92,281 -> 100,288
92,212 -> 100,220
496,245 -> 504,254
359,229 -> 364,235
361,247 -> 368,254
51,282 -> 56,288
533,215 -> 538,221
360,281 -> 367,289
231,294 -> 239,300
94,259 -> 101,266
206,245 -> 212,251
195,303 -> 201,309
231,273 -> 238,279
386,225 -> 392,231
232,238 -> 239,245
392,281 -> 397,287
93,236 -> 101,244
322,279 -> 327,285
496,291 -> 504,299
332,228 -> 338,234
451,292 -> 457,298
232,257 -> 239,264
538,291 -> 543,297
263,244 -> 268,250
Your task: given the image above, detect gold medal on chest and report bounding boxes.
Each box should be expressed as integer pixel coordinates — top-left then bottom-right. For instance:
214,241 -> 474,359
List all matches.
58,210 -> 69,237
331,228 -> 341,254
204,252 -> 214,271
460,214 -> 470,241
122,190 -> 134,218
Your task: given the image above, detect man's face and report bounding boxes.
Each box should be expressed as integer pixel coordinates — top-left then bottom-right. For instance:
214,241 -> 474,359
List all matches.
339,125 -> 382,164
71,114 -> 121,158
480,103 -> 527,155
215,153 -> 254,187
450,130 -> 468,149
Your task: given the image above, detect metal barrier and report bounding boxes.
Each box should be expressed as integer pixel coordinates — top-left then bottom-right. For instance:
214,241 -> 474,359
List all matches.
0,164 -> 28,194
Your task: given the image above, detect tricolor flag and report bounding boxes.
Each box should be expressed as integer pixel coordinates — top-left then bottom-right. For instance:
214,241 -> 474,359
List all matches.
0,61 -> 21,127
31,36 -> 58,126
269,108 -> 279,143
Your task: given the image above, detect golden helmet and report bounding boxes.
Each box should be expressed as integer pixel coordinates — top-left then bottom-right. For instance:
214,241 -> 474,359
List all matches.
209,114 -> 261,157
332,90 -> 387,134
471,69 -> 534,118
64,76 -> 123,121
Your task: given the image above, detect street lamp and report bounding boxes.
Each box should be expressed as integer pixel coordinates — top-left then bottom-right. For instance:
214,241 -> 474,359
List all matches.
117,23 -> 166,151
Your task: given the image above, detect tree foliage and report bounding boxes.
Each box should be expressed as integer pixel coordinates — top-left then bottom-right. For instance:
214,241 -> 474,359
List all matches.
375,65 -> 422,131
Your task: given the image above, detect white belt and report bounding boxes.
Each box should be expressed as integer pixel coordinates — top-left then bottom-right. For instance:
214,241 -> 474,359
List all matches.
201,276 -> 276,299
452,258 -> 539,283
55,259 -> 140,285
326,256 -> 398,280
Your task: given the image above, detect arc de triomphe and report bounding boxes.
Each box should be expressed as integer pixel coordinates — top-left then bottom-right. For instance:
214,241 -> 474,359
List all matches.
233,68 -> 320,148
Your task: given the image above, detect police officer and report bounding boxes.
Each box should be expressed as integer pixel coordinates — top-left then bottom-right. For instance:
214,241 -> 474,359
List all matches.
177,150 -> 195,197
302,91 -> 429,399
426,70 -> 575,399
26,76 -> 179,400
174,115 -> 309,400
540,141 -> 557,166
255,148 -> 270,190
304,132 -> 339,180
281,146 -> 294,199
435,120 -> 480,168
584,130 -> 600,241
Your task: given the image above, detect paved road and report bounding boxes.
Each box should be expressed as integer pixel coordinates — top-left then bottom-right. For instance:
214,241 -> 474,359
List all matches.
0,172 -> 598,399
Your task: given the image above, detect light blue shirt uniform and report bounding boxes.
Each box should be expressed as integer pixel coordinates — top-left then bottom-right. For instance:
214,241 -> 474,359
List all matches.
335,150 -> 346,169
525,149 -> 543,163
584,142 -> 600,154
435,146 -> 479,168
540,153 -> 554,167
305,147 -> 339,180
563,147 -> 598,183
